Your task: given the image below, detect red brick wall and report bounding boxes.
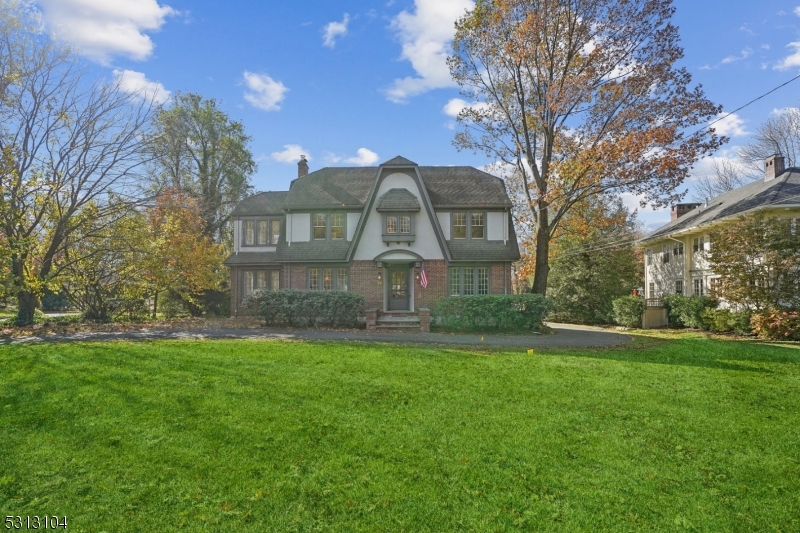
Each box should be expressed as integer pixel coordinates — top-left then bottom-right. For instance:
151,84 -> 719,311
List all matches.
350,260 -> 384,309
413,260 -> 447,309
491,263 -> 511,295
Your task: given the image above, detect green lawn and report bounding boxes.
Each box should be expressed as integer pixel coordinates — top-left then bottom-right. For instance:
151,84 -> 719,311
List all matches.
1,333 -> 798,532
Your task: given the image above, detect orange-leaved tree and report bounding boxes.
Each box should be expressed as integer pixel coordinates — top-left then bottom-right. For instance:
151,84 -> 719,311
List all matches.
144,189 -> 227,317
448,0 -> 724,294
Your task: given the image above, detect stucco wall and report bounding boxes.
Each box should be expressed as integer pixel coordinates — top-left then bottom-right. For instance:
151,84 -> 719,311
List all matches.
353,172 -> 445,261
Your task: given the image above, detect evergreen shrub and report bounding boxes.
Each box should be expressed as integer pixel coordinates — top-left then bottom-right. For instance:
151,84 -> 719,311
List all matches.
700,308 -> 752,335
611,295 -> 644,328
663,295 -> 717,329
432,294 -> 552,332
244,289 -> 364,328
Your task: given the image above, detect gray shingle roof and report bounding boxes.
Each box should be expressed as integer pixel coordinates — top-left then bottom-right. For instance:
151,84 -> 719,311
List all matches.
275,239 -> 351,262
446,216 -> 520,261
376,188 -> 420,212
382,155 -> 418,166
223,252 -> 280,266
282,167 -> 376,210
231,191 -> 288,216
419,166 -> 513,208
641,168 -> 800,243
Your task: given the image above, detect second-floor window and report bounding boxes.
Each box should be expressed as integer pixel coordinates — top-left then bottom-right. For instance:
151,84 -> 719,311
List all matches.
312,213 -> 346,240
662,244 -> 670,263
452,211 -> 486,239
693,236 -> 705,253
243,218 -> 281,246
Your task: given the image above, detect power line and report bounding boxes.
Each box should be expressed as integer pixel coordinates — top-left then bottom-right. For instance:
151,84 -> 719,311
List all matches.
693,72 -> 800,137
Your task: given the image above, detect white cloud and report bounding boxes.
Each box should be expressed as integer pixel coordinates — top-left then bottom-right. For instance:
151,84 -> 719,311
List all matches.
322,14 -> 349,48
271,144 -> 310,164
242,71 -> 288,111
721,47 -> 752,65
795,6 -> 800,16
775,41 -> 800,70
739,25 -> 756,37
345,148 -> 379,166
385,0 -> 474,103
37,0 -> 175,64
711,113 -> 748,137
442,97 -> 490,117
772,106 -> 800,115
113,69 -> 170,104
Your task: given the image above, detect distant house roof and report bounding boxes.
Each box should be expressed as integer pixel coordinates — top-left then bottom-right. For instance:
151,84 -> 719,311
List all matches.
640,168 -> 800,243
283,167 -> 376,210
381,155 -> 418,166
376,188 -> 421,212
231,191 -> 288,216
223,251 -> 280,266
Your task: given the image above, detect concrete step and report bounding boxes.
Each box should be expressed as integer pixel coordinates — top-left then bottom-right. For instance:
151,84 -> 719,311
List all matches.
377,316 -> 420,324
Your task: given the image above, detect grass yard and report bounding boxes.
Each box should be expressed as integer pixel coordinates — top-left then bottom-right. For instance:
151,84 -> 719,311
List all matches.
1,333 -> 798,532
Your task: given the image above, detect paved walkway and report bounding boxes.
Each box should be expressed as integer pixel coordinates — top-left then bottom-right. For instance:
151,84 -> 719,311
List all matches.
1,322 -> 630,348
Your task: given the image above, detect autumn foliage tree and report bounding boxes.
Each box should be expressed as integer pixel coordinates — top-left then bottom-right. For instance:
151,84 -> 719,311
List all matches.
707,213 -> 800,311
143,189 -> 227,317
448,0 -> 724,294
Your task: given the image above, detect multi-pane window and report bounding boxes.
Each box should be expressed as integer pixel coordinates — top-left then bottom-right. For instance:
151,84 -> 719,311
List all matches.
452,212 -> 486,239
330,214 -> 344,240
646,248 -> 652,265
449,267 -> 490,295
400,216 -> 411,234
464,268 -> 474,295
648,282 -> 655,298
308,267 -> 349,290
387,215 -> 398,234
662,244 -> 670,263
313,214 -> 327,239
243,218 -> 281,246
693,278 -> 704,296
243,269 -> 279,296
453,213 -> 467,239
449,268 -> 461,295
709,277 -> 720,294
477,267 -> 489,294
471,213 -> 485,239
673,242 -> 684,256
693,236 -> 705,253
675,280 -> 683,295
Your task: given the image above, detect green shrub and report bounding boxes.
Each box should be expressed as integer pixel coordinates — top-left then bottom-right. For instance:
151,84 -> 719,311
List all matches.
611,296 -> 644,328
244,289 -> 364,328
663,295 -> 717,329
432,294 -> 552,332
701,308 -> 752,335
750,309 -> 800,341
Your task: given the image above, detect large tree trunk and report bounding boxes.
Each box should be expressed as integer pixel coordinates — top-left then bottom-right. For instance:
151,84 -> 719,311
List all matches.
16,290 -> 38,325
531,204 -> 550,295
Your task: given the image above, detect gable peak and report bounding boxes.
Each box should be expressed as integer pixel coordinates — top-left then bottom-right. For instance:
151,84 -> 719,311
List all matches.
381,155 -> 418,166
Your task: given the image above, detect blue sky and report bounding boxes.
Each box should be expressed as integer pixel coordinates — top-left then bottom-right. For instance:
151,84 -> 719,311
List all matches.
31,0 -> 800,229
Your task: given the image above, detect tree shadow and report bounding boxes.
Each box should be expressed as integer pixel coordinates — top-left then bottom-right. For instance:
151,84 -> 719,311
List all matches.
547,332 -> 800,372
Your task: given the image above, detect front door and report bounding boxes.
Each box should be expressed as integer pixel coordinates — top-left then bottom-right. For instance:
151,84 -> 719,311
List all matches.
388,266 -> 409,311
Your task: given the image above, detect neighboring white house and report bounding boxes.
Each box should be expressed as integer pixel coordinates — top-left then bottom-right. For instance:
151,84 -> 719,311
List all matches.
639,155 -> 800,301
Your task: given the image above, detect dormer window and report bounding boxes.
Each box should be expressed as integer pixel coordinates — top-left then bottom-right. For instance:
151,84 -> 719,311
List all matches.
311,212 -> 346,240
376,188 -> 420,245
243,218 -> 281,246
452,211 -> 486,240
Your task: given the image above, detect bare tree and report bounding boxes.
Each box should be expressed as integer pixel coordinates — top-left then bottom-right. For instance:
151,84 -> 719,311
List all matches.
448,0 -> 723,294
739,108 -> 800,174
691,159 -> 758,203
0,1 -> 157,324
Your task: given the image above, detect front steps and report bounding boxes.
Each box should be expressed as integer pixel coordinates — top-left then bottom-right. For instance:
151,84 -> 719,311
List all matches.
365,308 -> 431,333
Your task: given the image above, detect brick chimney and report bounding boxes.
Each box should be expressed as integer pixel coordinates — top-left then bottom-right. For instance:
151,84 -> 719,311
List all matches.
671,203 -> 702,221
765,154 -> 785,182
298,155 -> 309,178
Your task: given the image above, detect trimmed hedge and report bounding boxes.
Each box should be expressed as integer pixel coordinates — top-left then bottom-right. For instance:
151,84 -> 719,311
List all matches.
663,295 -> 717,329
750,309 -> 800,341
433,294 -> 552,332
701,308 -> 752,335
244,289 -> 364,328
611,296 -> 644,328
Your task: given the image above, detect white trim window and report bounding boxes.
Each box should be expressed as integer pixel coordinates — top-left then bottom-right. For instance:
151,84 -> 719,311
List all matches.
693,236 -> 705,253
693,278 -> 705,297
675,280 -> 683,295
662,244 -> 670,264
648,282 -> 656,298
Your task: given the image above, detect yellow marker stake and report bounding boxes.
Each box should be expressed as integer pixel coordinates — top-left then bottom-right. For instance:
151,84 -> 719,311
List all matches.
527,349 -> 534,355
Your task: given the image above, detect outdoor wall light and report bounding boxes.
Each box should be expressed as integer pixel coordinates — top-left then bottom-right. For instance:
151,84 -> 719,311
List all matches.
415,272 -> 420,281
377,272 -> 383,284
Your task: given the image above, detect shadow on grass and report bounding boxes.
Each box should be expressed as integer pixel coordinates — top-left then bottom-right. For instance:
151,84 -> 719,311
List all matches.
550,331 -> 800,372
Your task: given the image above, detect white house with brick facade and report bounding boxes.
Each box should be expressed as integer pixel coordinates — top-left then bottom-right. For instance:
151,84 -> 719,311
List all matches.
224,156 -> 520,330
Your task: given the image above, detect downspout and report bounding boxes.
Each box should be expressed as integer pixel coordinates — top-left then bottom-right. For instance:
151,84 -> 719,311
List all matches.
504,261 -> 508,294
